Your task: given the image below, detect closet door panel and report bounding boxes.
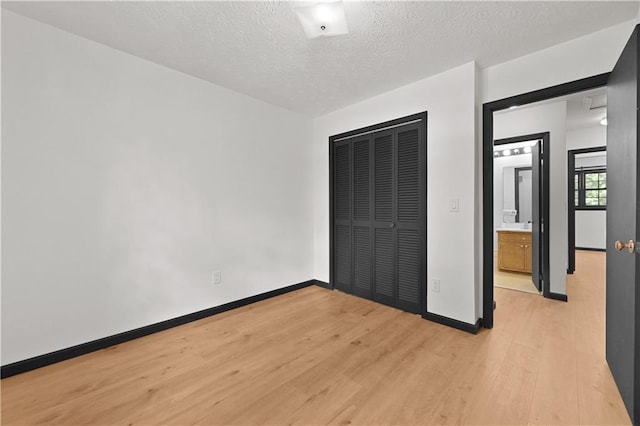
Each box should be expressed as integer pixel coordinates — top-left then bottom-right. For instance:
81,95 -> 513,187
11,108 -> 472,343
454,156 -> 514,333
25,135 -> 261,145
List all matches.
353,139 -> 370,222
352,137 -> 372,297
334,142 -> 351,292
374,228 -> 394,305
374,133 -> 393,222
397,229 -> 421,313
353,226 -> 372,296
397,127 -> 420,223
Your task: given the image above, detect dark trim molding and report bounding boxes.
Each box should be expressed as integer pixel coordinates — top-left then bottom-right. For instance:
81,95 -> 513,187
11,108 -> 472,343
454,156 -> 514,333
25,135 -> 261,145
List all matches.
576,247 -> 607,252
313,279 -> 333,289
1,280 -> 316,379
422,312 -> 482,334
482,73 -> 610,329
548,292 -> 568,302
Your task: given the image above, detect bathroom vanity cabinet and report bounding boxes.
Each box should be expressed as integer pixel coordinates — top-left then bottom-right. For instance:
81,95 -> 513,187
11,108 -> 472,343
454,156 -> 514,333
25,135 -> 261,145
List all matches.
497,230 -> 532,274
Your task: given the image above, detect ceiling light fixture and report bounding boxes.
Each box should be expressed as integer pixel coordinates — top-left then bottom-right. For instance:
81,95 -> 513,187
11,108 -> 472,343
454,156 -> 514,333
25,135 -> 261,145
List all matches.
294,2 -> 349,39
600,117 -> 608,126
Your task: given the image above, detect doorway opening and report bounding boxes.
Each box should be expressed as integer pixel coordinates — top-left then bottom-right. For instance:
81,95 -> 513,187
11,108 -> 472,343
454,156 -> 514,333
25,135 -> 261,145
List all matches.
567,146 -> 607,273
482,73 -> 610,329
492,134 -> 549,296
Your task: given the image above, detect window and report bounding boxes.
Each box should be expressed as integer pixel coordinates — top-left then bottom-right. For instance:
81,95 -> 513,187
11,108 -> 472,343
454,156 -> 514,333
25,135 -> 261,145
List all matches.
574,168 -> 606,209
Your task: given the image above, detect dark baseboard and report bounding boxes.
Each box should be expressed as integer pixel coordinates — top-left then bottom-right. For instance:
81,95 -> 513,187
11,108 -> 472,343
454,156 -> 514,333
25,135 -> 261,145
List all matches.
313,279 -> 333,289
1,280 -> 316,379
576,247 -> 606,252
422,312 -> 481,334
547,292 -> 568,302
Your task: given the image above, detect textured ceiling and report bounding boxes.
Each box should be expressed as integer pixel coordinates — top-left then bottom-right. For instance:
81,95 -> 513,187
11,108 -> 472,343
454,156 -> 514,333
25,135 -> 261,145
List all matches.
2,1 -> 638,116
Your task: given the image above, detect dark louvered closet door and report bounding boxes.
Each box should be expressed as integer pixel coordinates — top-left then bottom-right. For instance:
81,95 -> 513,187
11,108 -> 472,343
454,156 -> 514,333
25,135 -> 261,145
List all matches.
331,115 -> 425,315
394,123 -> 422,313
372,129 -> 396,307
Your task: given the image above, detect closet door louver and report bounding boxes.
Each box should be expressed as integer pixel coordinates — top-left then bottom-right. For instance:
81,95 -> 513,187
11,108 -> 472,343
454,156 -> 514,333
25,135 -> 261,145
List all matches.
372,130 -> 395,305
353,138 -> 372,297
396,126 -> 421,313
334,142 -> 351,292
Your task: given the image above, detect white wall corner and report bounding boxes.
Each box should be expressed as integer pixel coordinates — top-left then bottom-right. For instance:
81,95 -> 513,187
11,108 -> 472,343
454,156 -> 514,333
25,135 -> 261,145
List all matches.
474,62 -> 483,322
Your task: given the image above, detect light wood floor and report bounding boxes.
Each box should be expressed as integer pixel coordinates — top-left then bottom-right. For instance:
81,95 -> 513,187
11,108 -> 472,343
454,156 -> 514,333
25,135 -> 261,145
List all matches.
1,251 -> 630,425
493,253 -> 540,295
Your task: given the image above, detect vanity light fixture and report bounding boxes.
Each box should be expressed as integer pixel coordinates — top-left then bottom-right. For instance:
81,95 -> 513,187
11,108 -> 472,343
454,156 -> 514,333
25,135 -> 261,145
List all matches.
600,117 -> 608,126
523,146 -> 532,153
502,149 -> 511,156
294,1 -> 349,39
513,148 -> 520,154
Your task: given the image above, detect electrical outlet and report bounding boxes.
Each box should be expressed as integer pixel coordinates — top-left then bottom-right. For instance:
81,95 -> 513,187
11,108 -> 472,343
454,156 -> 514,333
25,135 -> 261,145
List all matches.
212,271 -> 222,285
432,279 -> 441,293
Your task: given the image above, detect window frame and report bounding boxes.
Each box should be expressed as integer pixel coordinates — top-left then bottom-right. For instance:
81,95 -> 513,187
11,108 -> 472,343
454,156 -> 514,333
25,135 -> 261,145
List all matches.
574,167 -> 607,210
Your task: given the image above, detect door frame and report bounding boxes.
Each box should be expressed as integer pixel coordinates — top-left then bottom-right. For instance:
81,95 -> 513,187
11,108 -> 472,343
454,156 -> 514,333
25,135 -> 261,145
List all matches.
482,73 -> 610,328
567,145 -> 607,273
494,134 -> 550,297
329,111 -> 428,316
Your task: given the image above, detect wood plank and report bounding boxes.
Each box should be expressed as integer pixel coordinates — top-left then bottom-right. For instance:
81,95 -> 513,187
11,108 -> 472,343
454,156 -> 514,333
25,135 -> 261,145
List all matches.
1,252 -> 631,425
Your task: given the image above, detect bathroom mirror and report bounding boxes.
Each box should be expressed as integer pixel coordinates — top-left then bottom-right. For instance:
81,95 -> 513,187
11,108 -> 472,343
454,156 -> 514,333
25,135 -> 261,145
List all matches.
502,165 -> 532,224
515,167 -> 532,223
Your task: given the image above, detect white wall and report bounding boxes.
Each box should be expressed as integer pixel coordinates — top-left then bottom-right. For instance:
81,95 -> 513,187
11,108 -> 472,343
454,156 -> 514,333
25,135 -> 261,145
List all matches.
575,212 -> 606,250
493,154 -> 532,246
567,125 -> 607,150
494,101 -> 567,294
575,153 -> 607,168
312,62 -> 478,325
481,20 -> 637,104
1,11 -> 314,365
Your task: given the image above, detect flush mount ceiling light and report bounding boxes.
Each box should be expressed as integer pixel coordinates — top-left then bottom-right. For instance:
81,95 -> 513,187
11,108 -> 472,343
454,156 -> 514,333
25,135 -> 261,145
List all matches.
600,117 -> 608,126
294,2 -> 349,39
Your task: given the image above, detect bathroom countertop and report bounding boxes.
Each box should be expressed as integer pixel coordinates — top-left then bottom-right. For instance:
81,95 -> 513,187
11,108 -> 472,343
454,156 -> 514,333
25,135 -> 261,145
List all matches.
496,228 -> 532,233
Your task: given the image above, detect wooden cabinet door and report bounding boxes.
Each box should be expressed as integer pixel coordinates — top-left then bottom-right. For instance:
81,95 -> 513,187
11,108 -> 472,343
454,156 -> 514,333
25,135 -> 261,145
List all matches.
499,241 -> 525,271
524,243 -> 533,273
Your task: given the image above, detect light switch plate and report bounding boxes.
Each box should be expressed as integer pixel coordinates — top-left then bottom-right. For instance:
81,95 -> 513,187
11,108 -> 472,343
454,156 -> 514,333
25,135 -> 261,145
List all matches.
212,271 -> 222,285
449,198 -> 460,212
432,279 -> 441,293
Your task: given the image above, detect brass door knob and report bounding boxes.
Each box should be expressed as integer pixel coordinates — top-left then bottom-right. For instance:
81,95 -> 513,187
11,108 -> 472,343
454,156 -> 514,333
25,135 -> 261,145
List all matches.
614,240 -> 635,253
